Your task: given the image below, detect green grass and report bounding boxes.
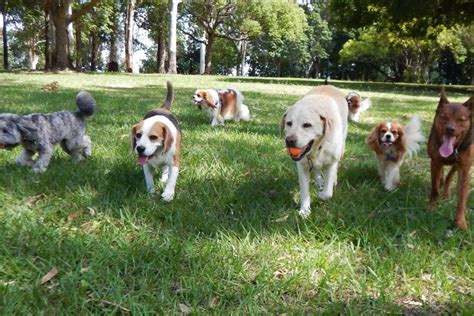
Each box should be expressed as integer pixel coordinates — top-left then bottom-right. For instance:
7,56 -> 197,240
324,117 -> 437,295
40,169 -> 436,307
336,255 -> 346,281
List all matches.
0,73 -> 473,314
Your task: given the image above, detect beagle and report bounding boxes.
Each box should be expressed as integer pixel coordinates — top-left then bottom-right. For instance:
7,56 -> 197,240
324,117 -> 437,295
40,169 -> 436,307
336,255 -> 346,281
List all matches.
131,81 -> 181,201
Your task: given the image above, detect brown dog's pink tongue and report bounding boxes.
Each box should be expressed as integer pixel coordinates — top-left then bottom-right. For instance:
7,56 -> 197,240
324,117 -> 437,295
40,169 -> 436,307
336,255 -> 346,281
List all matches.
439,136 -> 456,158
137,155 -> 148,166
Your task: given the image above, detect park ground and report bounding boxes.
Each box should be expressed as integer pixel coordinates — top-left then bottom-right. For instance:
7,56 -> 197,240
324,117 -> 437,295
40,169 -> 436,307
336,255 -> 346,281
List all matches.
0,73 -> 473,313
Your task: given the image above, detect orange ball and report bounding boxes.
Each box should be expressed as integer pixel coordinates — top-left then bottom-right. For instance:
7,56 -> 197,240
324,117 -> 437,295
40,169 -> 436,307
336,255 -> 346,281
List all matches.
288,147 -> 302,157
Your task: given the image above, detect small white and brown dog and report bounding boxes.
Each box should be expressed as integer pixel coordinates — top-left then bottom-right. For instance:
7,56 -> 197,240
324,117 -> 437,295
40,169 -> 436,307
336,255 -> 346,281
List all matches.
367,116 -> 424,191
192,88 -> 250,126
346,91 -> 371,122
131,81 -> 181,201
281,85 -> 348,218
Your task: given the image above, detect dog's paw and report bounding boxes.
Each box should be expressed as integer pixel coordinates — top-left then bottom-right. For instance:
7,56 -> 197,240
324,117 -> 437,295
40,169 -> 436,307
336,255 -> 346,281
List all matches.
298,206 -> 311,219
384,183 -> 397,191
32,166 -> 47,173
161,190 -> 175,202
16,158 -> 33,167
317,191 -> 332,201
454,219 -> 468,231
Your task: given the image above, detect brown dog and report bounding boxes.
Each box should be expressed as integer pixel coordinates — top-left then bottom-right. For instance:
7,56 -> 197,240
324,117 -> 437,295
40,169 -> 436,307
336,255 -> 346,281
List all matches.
428,87 -> 473,230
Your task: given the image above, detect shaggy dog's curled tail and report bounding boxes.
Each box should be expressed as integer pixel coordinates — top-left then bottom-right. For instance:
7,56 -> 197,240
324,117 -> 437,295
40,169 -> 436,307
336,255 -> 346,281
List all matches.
76,91 -> 97,117
403,116 -> 425,158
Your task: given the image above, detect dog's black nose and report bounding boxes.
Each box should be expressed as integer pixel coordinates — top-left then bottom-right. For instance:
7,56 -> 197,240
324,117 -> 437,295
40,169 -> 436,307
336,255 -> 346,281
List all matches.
446,125 -> 455,135
136,146 -> 145,154
286,136 -> 297,147
386,134 -> 392,139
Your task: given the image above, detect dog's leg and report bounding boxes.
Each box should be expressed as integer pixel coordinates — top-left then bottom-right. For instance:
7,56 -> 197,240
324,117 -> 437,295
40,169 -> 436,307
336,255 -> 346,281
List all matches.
32,146 -> 54,173
442,166 -> 456,199
143,164 -> 155,194
352,111 -> 360,122
429,160 -> 444,206
454,163 -> 471,231
16,149 -> 35,167
161,166 -> 179,202
384,163 -> 399,191
82,135 -> 92,158
318,162 -> 337,200
160,165 -> 169,184
314,169 -> 324,190
297,161 -> 311,218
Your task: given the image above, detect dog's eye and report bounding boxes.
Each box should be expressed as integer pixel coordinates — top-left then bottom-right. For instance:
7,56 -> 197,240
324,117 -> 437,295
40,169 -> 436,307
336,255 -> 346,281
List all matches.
149,135 -> 158,141
286,121 -> 292,127
1,128 -> 7,134
303,123 -> 312,128
136,133 -> 142,138
380,129 -> 387,133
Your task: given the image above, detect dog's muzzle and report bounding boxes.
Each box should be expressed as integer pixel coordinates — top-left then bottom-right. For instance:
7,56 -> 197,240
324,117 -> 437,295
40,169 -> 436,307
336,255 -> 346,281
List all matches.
288,140 -> 314,161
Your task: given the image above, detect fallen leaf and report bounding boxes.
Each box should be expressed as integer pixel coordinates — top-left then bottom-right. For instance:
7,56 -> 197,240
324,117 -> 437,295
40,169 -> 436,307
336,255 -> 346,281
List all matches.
41,267 -> 59,284
178,303 -> 192,314
421,273 -> 432,281
3,280 -> 16,286
274,215 -> 289,223
80,267 -> 90,273
100,300 -> 131,313
273,270 -> 286,278
67,211 -> 83,222
25,194 -> 45,208
209,296 -> 218,308
120,134 -> 129,140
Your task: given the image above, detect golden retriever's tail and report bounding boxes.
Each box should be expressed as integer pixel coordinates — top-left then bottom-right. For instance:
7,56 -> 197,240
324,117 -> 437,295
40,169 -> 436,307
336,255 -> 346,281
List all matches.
404,116 -> 425,158
161,80 -> 174,110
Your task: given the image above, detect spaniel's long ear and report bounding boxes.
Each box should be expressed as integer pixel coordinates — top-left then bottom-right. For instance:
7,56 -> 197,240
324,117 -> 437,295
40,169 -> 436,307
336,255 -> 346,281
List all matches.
367,126 -> 382,155
437,86 -> 449,112
204,91 -> 216,108
279,113 -> 287,135
163,125 -> 174,152
131,123 -> 139,152
462,96 -> 473,112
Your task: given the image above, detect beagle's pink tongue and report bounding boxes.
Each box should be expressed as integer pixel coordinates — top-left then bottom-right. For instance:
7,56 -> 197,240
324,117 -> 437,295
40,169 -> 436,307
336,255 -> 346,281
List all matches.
439,136 -> 456,158
137,155 -> 148,166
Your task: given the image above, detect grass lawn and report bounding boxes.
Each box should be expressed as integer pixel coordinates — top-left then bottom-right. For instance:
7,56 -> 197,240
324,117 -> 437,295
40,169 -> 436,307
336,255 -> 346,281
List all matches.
0,73 -> 473,313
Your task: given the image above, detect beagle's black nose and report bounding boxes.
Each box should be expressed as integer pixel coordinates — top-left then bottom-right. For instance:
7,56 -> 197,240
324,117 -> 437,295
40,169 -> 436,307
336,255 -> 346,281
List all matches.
136,146 -> 145,154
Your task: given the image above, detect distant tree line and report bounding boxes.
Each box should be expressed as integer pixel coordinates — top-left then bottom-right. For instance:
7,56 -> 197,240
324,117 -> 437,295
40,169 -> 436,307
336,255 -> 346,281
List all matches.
0,0 -> 473,84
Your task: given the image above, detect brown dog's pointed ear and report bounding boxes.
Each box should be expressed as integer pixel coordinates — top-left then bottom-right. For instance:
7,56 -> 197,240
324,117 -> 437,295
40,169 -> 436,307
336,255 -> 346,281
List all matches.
462,96 -> 473,112
280,113 -> 287,135
438,86 -> 449,110
162,125 -> 174,152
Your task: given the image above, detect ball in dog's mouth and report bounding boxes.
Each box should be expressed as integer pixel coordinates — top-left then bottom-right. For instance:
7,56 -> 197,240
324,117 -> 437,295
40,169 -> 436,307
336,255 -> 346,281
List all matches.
136,154 -> 150,166
287,140 -> 314,161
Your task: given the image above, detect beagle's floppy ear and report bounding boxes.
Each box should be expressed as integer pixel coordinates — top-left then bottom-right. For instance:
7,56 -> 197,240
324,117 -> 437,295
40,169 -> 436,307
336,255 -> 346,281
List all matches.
162,125 -> 174,152
367,125 -> 383,155
131,123 -> 139,152
279,113 -> 287,135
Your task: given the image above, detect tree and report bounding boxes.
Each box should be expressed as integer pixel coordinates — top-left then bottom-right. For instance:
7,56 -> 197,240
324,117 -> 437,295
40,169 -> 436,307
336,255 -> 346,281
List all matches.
168,0 -> 180,74
125,0 -> 136,72
1,0 -> 8,70
44,0 -> 101,70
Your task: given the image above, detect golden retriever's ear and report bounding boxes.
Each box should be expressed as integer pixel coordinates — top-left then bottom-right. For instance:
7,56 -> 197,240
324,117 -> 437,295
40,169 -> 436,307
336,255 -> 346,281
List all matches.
320,115 -> 335,142
280,113 -> 287,135
163,125 -> 174,152
367,126 -> 382,155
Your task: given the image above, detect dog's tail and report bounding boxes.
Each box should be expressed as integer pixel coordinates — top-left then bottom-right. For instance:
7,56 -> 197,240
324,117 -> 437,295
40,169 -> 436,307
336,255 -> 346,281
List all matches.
360,97 -> 372,113
161,80 -> 174,110
403,116 -> 425,158
76,91 -> 96,117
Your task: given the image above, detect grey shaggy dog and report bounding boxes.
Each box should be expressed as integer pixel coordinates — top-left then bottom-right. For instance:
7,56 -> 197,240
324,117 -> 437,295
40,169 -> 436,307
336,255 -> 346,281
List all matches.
0,91 -> 96,172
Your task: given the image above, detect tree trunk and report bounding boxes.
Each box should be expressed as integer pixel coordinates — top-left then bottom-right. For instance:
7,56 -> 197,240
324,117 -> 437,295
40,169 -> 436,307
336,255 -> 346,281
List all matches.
156,28 -> 166,73
239,39 -> 247,76
51,3 -> 69,70
199,42 -> 205,74
204,32 -> 215,74
1,0 -> 8,70
168,0 -> 181,74
28,40 -> 38,70
75,22 -> 82,71
66,0 -> 74,68
90,32 -> 98,71
125,0 -> 136,73
108,3 -> 119,72
44,6 -> 51,71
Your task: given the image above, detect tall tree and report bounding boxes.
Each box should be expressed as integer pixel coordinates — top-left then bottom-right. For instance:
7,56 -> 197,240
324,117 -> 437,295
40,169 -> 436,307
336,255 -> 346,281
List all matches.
125,0 -> 136,72
44,0 -> 100,70
1,0 -> 8,70
168,0 -> 180,74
